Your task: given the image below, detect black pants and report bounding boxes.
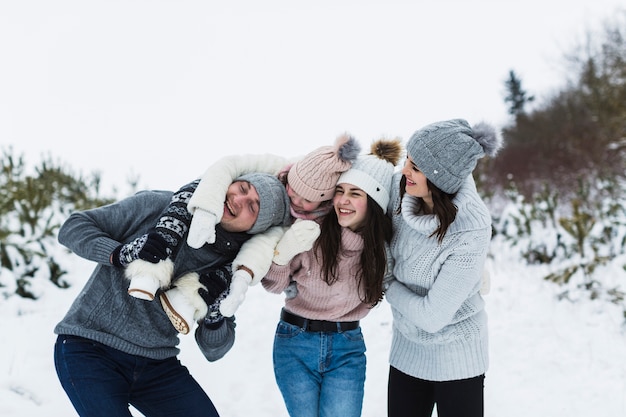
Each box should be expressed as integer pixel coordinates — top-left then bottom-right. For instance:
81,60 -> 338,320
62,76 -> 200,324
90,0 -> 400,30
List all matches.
387,366 -> 484,417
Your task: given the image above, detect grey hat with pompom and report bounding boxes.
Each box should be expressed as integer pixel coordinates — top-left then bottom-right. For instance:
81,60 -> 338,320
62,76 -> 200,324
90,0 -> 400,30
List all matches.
406,118 -> 502,194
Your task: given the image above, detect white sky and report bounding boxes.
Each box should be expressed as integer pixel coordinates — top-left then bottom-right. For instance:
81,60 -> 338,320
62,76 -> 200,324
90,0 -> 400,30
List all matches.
1,0 -> 623,193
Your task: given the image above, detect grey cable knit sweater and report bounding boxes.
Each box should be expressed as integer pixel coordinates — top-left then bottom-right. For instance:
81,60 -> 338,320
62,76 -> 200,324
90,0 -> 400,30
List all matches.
54,189 -> 249,362
385,173 -> 491,381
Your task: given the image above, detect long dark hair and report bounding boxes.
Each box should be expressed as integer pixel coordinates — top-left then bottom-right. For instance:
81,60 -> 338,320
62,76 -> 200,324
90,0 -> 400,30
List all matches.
314,195 -> 392,306
397,175 -> 458,243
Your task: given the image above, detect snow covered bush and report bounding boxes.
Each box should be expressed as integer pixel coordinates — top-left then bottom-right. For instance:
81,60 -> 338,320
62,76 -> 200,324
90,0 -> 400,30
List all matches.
493,177 -> 626,311
0,148 -> 114,299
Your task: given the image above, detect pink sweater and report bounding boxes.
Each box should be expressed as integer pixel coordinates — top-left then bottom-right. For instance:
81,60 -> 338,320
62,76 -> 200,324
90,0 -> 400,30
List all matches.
262,227 -> 370,322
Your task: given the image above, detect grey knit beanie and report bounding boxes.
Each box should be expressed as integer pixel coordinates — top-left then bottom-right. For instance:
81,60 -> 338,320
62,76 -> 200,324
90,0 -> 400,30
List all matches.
337,138 -> 403,212
406,119 -> 502,193
237,173 -> 291,234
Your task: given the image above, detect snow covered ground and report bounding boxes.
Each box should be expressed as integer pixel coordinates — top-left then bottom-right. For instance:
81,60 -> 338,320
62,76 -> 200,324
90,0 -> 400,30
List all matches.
2,236 -> 625,417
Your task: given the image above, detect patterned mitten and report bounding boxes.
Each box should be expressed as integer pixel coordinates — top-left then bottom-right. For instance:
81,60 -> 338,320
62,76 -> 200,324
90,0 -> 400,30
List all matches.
111,232 -> 173,301
197,267 -> 231,326
111,232 -> 170,267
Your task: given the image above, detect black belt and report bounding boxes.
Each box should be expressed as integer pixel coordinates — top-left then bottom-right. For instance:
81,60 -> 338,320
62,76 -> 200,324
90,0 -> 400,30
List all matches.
280,309 -> 359,333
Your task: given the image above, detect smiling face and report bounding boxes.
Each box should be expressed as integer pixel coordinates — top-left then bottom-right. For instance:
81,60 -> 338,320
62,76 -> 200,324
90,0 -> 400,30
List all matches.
401,156 -> 433,209
333,183 -> 368,231
220,180 -> 260,232
286,183 -> 323,215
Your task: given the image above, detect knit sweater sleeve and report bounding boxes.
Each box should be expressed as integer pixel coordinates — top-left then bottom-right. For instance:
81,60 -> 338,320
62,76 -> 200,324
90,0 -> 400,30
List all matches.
57,190 -> 173,265
385,230 -> 490,333
187,154 -> 291,221
262,254 -> 303,294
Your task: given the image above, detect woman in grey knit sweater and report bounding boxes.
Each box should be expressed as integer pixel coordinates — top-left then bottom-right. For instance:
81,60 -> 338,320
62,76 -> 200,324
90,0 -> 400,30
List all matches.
385,119 -> 502,417
53,174 -> 290,417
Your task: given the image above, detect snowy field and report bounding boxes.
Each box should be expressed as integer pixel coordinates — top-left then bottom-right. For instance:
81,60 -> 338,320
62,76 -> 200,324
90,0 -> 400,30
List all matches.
2,237 -> 625,416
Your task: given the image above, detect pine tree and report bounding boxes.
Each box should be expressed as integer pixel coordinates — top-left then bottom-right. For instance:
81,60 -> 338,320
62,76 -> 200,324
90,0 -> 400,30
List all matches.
503,69 -> 534,116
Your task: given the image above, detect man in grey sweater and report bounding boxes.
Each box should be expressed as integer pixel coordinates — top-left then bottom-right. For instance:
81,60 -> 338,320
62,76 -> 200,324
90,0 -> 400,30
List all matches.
53,174 -> 290,417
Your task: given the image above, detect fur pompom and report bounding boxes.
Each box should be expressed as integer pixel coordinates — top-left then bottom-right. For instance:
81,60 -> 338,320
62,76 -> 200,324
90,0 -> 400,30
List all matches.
472,122 -> 503,157
335,134 -> 362,164
370,138 -> 403,166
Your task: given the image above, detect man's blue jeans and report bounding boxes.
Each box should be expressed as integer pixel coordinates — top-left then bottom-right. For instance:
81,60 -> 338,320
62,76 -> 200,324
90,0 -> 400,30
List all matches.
272,320 -> 366,417
54,335 -> 220,417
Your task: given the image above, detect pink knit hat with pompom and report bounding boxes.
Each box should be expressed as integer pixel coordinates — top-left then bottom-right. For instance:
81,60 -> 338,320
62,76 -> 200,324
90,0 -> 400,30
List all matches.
287,134 -> 361,202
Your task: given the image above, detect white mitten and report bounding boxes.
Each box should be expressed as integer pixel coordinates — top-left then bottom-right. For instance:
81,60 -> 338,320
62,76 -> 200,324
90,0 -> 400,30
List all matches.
125,258 -> 174,301
219,269 -> 252,317
187,209 -> 217,248
272,219 -> 321,265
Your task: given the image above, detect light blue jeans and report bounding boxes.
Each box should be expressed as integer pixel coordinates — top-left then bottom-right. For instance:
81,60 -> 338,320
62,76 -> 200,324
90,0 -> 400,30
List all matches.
272,319 -> 366,417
